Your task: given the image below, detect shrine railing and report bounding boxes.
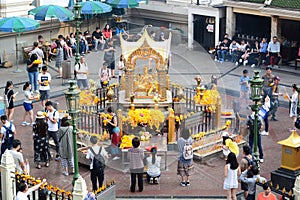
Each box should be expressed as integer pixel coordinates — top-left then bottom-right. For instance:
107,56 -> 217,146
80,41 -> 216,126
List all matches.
78,105 -> 103,135
95,85 -> 120,111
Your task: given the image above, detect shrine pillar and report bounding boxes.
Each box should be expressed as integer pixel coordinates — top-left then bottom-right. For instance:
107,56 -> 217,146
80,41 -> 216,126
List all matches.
0,150 -> 16,200
125,69 -> 134,99
157,69 -> 167,101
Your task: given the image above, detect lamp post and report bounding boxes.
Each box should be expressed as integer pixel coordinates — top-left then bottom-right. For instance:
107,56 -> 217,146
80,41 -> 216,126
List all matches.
249,70 -> 263,165
73,0 -> 82,79
64,80 -> 80,184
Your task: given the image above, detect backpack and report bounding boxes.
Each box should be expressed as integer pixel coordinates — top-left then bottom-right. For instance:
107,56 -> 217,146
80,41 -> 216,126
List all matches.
244,155 -> 258,168
183,141 -> 193,160
247,116 -> 262,135
90,147 -> 105,171
2,123 -> 14,150
244,156 -> 259,177
3,89 -> 12,107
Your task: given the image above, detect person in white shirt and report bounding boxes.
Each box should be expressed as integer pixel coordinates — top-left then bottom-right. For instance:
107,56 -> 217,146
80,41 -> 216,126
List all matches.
38,66 -> 51,108
74,56 -> 89,90
45,101 -> 60,162
30,42 -> 44,70
22,82 -> 35,126
9,139 -> 27,174
16,179 -> 46,200
266,36 -> 281,67
117,55 -> 125,83
98,62 -> 111,88
146,147 -> 161,184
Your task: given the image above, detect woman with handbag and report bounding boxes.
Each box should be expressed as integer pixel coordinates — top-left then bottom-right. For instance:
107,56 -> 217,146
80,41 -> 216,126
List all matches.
58,116 -> 74,176
260,96 -> 271,136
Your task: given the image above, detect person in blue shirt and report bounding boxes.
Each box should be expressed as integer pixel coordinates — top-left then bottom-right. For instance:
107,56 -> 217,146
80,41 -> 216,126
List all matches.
260,38 -> 268,65
240,69 -> 250,109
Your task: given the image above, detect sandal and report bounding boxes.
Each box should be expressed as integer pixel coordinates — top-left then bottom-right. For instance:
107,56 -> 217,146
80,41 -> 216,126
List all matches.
45,162 -> 49,167
36,164 -> 42,169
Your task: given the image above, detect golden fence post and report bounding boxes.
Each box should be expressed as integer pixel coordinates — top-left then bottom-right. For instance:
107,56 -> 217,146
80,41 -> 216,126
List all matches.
117,109 -> 123,138
168,109 -> 176,144
215,96 -> 222,129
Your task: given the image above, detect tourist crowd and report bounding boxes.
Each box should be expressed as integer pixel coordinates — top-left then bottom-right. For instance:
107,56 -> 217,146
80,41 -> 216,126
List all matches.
1,25 -> 299,200
210,34 -> 299,69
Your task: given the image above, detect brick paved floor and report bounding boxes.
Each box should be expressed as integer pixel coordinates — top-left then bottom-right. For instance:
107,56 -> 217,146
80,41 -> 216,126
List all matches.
12,94 -> 293,198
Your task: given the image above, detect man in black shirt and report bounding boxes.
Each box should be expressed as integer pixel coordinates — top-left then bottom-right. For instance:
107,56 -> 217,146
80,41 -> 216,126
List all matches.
92,27 -> 105,51
216,38 -> 230,63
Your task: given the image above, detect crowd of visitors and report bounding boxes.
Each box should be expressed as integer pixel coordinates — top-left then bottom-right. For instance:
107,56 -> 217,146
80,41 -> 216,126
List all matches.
211,34 -> 292,68
1,24 -> 298,199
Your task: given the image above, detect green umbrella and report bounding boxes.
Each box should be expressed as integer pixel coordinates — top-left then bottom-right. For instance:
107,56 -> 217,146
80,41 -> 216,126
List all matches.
28,4 -> 74,40
106,0 -> 139,8
80,1 -> 112,14
0,17 -> 40,72
28,4 -> 74,21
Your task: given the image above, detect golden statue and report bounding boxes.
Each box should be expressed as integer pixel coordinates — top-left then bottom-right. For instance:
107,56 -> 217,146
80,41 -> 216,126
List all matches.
134,66 -> 156,96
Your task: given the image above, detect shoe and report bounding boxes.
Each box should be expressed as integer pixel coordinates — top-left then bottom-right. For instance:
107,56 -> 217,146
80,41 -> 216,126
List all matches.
31,123 -> 35,126
243,60 -> 248,66
214,58 -> 217,62
239,59 -> 242,63
261,131 -> 269,136
251,64 -> 256,68
22,121 -> 30,126
271,118 -> 278,121
260,159 -> 264,163
45,162 -> 49,167
112,156 -> 120,160
180,182 -> 186,187
63,171 -> 69,176
55,155 -> 61,161
149,177 -> 153,184
288,128 -> 296,132
36,164 -> 42,169
186,181 -> 190,186
56,76 -> 62,79
112,76 -> 117,78
235,61 -> 239,66
154,178 -> 159,184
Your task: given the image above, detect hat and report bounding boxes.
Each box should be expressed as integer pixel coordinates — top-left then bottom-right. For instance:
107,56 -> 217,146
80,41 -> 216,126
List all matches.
36,111 -> 45,119
222,131 -> 229,137
274,76 -> 280,81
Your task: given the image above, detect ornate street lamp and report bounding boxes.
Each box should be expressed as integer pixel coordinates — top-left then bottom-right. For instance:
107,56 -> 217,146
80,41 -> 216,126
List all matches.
73,0 -> 82,79
249,70 -> 263,165
64,80 -> 80,184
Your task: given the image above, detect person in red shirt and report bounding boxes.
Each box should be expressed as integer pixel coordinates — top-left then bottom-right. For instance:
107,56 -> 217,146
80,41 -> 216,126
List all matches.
257,182 -> 277,200
102,24 -> 112,40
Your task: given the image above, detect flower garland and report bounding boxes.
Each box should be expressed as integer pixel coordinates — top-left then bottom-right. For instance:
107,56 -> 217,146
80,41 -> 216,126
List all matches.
123,109 -> 165,131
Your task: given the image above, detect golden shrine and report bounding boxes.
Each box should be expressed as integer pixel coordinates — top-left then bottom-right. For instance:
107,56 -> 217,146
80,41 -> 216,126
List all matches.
271,130 -> 300,192
278,130 -> 300,171
119,30 -> 172,106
